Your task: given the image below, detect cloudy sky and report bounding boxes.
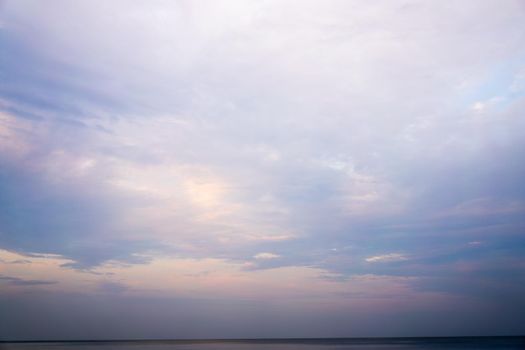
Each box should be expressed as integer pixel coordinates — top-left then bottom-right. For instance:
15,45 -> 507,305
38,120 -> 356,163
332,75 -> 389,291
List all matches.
1,0 -> 525,340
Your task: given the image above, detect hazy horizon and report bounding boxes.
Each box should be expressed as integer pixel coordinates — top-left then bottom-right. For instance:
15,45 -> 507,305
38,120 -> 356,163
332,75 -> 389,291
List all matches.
1,0 -> 525,341
2,337 -> 525,350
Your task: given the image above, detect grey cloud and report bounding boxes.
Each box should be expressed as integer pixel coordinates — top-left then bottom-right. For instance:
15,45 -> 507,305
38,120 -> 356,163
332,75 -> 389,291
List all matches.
8,259 -> 32,264
0,274 -> 57,286
0,153 -> 164,269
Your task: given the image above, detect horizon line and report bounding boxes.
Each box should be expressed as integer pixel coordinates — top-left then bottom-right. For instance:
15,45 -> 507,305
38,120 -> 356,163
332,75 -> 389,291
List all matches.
2,335 -> 524,343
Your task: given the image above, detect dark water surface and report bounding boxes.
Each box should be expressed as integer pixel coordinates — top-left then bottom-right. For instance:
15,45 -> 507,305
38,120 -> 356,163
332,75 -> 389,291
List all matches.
1,337 -> 524,350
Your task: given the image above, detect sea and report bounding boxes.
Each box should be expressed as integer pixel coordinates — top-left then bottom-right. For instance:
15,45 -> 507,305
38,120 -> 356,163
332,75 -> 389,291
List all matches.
1,338 -> 524,350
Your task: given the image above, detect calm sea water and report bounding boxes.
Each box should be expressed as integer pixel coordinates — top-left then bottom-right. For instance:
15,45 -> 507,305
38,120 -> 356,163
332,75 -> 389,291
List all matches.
1,338 -> 524,350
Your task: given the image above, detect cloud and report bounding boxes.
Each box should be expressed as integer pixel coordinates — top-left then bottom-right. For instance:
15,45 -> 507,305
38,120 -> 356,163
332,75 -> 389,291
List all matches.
0,274 -> 57,286
365,254 -> 408,263
8,259 -> 32,264
254,252 -> 280,260
0,1 -> 524,337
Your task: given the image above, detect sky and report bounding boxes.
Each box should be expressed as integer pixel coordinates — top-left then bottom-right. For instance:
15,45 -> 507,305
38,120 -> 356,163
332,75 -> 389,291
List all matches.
1,0 -> 525,340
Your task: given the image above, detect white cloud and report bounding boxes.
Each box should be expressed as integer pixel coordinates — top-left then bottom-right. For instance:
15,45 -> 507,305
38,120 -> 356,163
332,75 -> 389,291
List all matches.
365,253 -> 407,263
472,101 -> 485,112
254,252 -> 280,260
